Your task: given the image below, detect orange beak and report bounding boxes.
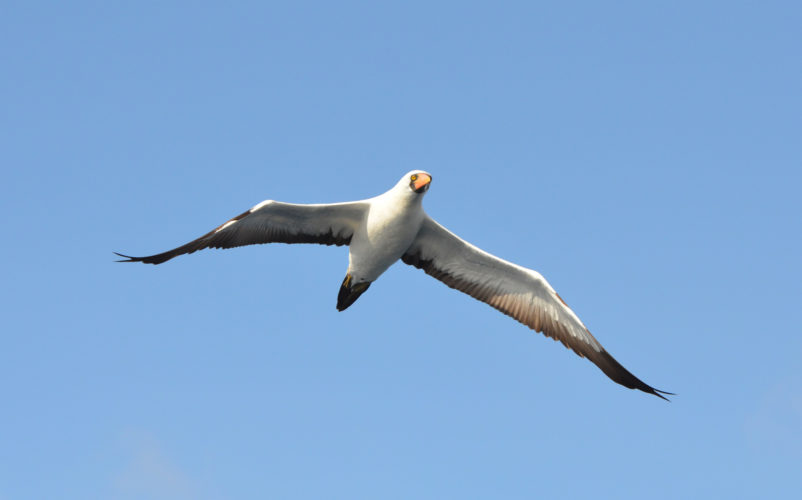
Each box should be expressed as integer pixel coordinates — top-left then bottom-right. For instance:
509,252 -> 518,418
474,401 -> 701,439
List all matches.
412,173 -> 432,192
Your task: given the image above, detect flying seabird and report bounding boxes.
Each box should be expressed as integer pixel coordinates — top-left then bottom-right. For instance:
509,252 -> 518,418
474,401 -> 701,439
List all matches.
117,171 -> 671,399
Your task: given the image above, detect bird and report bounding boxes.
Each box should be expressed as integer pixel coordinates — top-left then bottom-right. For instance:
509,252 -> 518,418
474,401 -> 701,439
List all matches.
117,171 -> 671,400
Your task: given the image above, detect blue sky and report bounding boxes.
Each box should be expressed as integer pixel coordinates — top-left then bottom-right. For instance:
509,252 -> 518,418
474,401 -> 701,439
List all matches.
2,1 -> 801,498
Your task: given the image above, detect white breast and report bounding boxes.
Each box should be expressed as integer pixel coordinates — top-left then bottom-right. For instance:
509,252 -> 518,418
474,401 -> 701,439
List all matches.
347,191 -> 425,282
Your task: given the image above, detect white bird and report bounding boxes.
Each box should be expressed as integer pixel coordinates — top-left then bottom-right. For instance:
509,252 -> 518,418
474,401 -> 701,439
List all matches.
117,171 -> 671,399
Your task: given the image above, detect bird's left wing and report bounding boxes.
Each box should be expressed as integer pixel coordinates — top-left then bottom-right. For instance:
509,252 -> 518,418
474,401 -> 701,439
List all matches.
402,215 -> 670,399
116,200 -> 368,265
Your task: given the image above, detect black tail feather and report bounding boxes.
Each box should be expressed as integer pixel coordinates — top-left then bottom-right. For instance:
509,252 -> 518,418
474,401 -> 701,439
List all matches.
337,275 -> 371,311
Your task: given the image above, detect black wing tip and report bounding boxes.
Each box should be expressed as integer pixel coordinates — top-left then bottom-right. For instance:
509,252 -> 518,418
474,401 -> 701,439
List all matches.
592,349 -> 674,401
644,387 -> 674,402
114,251 -> 137,262
623,376 -> 674,401
113,251 -> 158,264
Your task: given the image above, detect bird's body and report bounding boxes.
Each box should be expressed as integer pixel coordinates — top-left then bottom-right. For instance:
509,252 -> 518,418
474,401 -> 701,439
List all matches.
348,176 -> 426,284
117,171 -> 671,400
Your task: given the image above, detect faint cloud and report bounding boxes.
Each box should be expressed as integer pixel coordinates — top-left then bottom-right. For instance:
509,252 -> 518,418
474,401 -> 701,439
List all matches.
111,429 -> 199,500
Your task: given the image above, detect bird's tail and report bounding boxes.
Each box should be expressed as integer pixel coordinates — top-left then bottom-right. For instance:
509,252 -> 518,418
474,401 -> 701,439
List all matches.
337,274 -> 371,311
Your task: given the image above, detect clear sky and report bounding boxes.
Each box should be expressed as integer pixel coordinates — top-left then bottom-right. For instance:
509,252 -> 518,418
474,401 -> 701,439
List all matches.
2,1 -> 801,499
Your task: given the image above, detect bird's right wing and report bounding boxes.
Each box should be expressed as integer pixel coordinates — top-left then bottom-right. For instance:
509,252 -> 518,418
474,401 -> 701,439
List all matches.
116,200 -> 368,265
402,215 -> 670,399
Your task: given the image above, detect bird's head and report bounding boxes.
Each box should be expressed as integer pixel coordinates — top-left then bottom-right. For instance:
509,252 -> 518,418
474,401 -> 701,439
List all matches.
405,171 -> 432,194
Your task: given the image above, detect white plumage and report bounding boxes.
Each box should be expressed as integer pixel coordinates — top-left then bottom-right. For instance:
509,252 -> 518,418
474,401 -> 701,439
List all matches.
117,170 -> 670,399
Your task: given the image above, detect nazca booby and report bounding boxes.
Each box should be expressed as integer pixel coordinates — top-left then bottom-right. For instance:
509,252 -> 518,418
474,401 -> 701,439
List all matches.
117,171 -> 671,399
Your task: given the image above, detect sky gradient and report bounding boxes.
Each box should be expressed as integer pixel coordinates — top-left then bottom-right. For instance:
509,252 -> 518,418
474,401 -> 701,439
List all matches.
2,2 -> 801,499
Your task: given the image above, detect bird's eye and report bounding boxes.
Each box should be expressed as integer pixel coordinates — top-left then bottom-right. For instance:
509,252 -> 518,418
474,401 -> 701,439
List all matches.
411,174 -> 418,181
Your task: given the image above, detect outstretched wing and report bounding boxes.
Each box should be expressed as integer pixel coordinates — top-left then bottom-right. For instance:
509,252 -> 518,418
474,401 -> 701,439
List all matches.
402,215 -> 671,399
116,200 -> 368,265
